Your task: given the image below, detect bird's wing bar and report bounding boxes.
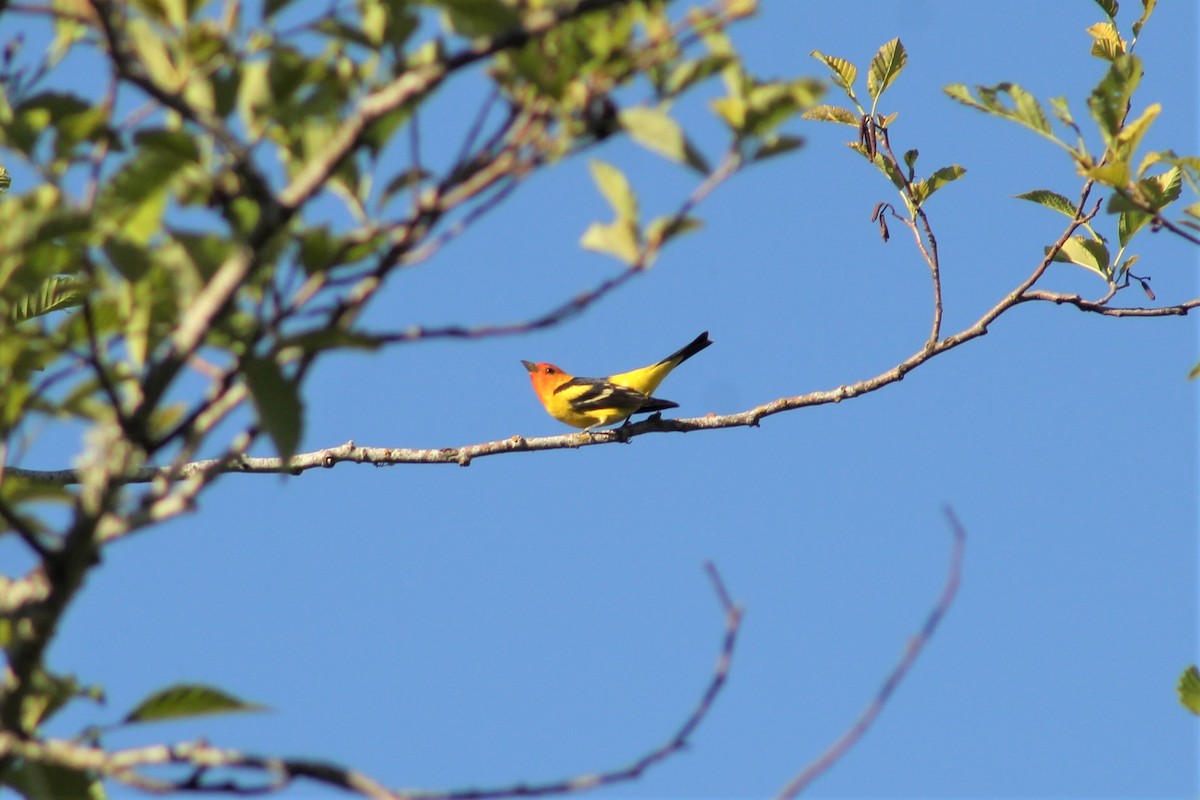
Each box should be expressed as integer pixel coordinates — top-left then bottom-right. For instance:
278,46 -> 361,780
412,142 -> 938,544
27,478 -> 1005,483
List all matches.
555,377 -> 679,413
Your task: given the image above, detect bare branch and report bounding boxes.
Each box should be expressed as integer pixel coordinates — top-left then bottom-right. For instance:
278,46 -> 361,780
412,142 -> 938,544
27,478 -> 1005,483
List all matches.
873,125 -> 943,347
773,507 -> 967,799
1020,291 -> 1200,316
375,148 -> 745,345
0,564 -> 742,800
407,562 -> 742,800
0,493 -> 50,559
8,236 -> 1197,489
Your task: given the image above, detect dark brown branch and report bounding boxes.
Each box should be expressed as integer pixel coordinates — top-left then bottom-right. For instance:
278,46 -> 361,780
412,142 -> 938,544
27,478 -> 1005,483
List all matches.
374,148 -> 744,345
411,562 -> 742,800
0,564 -> 742,800
0,492 -> 51,558
774,507 -> 967,799
0,510 -> 104,737
1020,290 -> 1200,316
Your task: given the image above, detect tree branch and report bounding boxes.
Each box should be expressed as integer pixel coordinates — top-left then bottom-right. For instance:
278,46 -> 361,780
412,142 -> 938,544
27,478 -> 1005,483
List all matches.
0,564 -> 742,800
1020,290 -> 1200,316
8,244 -> 1197,489
774,507 -> 967,799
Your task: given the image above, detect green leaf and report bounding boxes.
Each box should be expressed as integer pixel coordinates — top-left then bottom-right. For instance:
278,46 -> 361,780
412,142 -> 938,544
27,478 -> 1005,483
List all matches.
1086,22 -> 1126,61
134,128 -> 201,164
384,7 -> 420,48
801,104 -> 859,126
1048,96 -> 1079,131
1115,166 -> 1183,245
1178,665 -> 1200,714
751,135 -> 805,162
237,60 -> 270,137
1050,235 -> 1111,278
173,230 -> 235,281
810,49 -> 857,100
645,215 -> 702,250
1117,206 -> 1149,247
1114,102 -> 1159,161
1188,362 -> 1200,381
103,237 -> 155,282
361,0 -> 389,45
1088,55 -> 1142,147
12,92 -> 112,165
128,18 -> 179,90
1141,165 -> 1182,208
243,356 -> 303,462
48,4 -> 89,68
740,80 -> 814,138
6,275 -> 86,324
98,135 -> 199,244
1015,189 -> 1078,219
282,328 -> 384,354
903,148 -> 919,175
910,164 -> 966,207
588,160 -> 638,223
123,683 -> 266,724
19,670 -> 105,732
943,83 -> 981,110
867,38 -> 906,101
945,82 -> 1053,139
264,0 -> 299,18
1092,0 -> 1119,19
663,55 -> 732,97
1085,161 -> 1131,188
847,142 -> 907,193
1132,0 -> 1157,38
580,220 -> 640,266
1006,84 -> 1051,135
297,227 -> 343,274
2,761 -> 103,800
710,95 -> 746,131
619,107 -> 706,173
433,0 -> 520,38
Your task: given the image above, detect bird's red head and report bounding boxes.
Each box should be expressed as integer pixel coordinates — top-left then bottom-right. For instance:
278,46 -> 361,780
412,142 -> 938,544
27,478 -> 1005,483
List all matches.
521,360 -> 567,395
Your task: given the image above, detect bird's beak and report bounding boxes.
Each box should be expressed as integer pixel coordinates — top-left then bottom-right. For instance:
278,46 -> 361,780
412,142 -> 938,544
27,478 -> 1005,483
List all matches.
521,360 -> 537,373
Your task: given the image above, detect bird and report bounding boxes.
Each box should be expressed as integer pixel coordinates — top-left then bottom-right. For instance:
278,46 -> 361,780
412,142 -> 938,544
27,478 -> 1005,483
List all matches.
521,331 -> 712,430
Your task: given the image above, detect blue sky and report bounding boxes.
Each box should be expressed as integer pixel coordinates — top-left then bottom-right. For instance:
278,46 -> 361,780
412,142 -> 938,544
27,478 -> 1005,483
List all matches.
4,1 -> 1198,798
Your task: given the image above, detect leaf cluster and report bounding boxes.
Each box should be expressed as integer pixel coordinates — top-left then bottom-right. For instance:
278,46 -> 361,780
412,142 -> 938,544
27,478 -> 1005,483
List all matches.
0,1 -> 823,794
805,39 -> 967,218
943,1 -> 1197,286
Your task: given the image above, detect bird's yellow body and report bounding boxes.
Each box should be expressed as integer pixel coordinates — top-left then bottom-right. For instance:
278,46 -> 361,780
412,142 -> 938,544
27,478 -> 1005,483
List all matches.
522,332 -> 712,430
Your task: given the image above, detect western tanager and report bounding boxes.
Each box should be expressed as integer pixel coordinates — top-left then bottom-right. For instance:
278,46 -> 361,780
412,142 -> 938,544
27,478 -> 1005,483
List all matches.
521,331 -> 712,430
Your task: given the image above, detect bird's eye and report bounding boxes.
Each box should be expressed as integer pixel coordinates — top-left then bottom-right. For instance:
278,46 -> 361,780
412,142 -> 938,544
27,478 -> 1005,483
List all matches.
544,367 -> 555,374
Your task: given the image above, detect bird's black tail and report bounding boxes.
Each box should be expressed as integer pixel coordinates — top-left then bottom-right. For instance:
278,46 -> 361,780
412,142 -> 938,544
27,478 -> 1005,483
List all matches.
659,331 -> 713,368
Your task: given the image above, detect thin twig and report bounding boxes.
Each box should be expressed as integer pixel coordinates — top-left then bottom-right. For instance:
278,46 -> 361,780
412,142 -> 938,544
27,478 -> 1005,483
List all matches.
10,236 -> 1199,490
0,564 -> 742,800
409,106 -> 423,211
0,491 -> 51,559
453,86 -> 503,173
874,126 -> 943,346
1021,291 -> 1199,316
375,147 -> 744,344
407,563 -> 742,800
773,507 -> 966,799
